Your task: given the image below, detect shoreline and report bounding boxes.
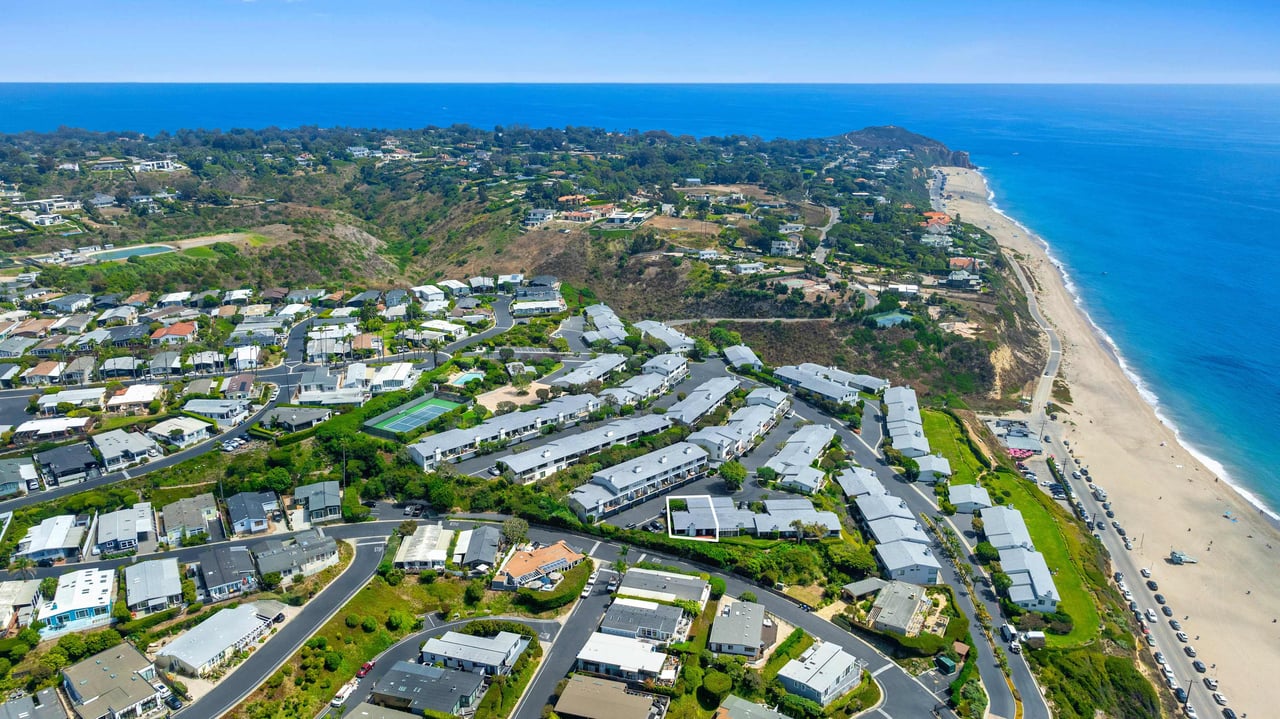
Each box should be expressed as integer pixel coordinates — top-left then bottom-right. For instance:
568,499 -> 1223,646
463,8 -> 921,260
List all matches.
934,166 -> 1280,719
975,176 -> 1280,527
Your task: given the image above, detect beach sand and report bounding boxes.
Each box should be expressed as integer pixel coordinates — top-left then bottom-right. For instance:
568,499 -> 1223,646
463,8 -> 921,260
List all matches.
936,167 -> 1276,717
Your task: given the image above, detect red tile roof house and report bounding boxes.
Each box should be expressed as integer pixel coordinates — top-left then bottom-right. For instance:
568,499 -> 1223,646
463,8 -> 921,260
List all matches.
151,321 -> 198,346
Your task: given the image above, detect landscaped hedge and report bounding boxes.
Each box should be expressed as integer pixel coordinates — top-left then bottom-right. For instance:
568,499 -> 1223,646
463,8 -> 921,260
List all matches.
117,607 -> 181,637
514,560 -> 591,613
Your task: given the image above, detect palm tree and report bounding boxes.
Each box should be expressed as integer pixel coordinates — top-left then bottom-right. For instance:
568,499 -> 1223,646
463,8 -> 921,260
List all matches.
428,339 -> 445,369
10,556 -> 34,580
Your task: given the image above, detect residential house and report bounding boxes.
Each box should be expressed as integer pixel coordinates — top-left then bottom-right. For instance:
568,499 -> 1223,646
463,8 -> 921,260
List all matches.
664,377 -> 739,426
147,416 -> 210,448
36,443 -> 100,485
722,345 -> 762,371
190,351 -> 226,373
293,481 -> 342,523
575,633 -> 673,683
22,361 -> 65,385
452,525 -> 502,570
221,373 -> 256,400
0,579 -> 43,637
632,320 -> 695,353
616,568 -> 710,608
708,600 -> 768,659
420,630 -> 529,675
554,675 -> 656,719
92,430 -> 159,472
949,484 -> 992,514
251,529 -> 339,584
61,356 -> 96,384
550,353 -> 626,388
0,689 -> 65,719
94,503 -> 153,554
196,546 -> 258,601
999,547 -> 1060,612
368,662 -> 484,716
393,524 -> 453,572
160,493 -> 218,544
183,398 -> 250,427
226,490 -> 280,535
776,642 -> 862,706
0,457 -> 37,496
14,417 -> 92,444
147,350 -> 182,377
156,604 -> 272,677
123,558 -> 183,614
106,383 -> 164,413
100,356 -> 146,378
715,695 -> 790,719
495,415 -> 672,483
61,645 -> 162,719
491,540 -> 585,591
262,407 -> 332,432
44,293 -> 92,314
867,581 -> 929,636
150,321 -> 197,345
38,568 -> 114,635
568,442 -> 709,521
37,388 -> 106,416
600,598 -> 687,645
874,541 -> 942,585
15,515 -> 85,562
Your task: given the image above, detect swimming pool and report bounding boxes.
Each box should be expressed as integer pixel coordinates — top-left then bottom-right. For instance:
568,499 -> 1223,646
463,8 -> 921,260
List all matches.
450,371 -> 485,387
91,245 -> 174,261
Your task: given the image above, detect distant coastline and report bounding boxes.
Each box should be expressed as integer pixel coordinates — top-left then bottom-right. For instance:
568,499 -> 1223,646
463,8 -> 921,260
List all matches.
974,169 -> 1280,524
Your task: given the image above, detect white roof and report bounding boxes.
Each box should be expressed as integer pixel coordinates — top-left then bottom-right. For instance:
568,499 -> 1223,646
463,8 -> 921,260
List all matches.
37,388 -> 104,409
949,484 -> 991,509
394,523 -> 454,565
576,632 -> 668,675
45,568 -> 114,616
149,416 -> 209,436
18,515 -> 81,555
15,416 -> 91,436
874,540 -> 942,572
371,362 -> 413,386
158,604 -> 269,669
777,642 -> 858,695
159,291 -> 191,303
125,558 -> 181,606
93,429 -> 159,460
107,383 -> 164,407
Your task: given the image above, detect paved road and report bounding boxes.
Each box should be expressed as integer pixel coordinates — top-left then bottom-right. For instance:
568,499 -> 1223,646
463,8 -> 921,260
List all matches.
812,204 -> 840,265
182,538 -> 387,719
320,615 -> 562,719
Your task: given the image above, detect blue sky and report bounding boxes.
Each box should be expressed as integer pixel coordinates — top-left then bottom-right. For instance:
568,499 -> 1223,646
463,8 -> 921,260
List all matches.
3,0 -> 1277,83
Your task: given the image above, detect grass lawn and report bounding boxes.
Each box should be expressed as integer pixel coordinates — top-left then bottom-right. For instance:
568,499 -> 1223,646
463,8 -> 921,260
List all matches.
827,671 -> 882,719
231,575 -> 468,719
763,629 -> 814,680
921,409 -> 984,485
96,412 -> 158,431
985,472 -> 1102,647
182,246 -> 220,259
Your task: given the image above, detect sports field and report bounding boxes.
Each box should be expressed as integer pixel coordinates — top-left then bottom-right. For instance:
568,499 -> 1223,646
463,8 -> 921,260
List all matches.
371,397 -> 461,433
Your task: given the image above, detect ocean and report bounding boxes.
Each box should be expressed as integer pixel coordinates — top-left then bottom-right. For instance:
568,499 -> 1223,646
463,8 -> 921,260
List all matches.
3,83 -> 1280,513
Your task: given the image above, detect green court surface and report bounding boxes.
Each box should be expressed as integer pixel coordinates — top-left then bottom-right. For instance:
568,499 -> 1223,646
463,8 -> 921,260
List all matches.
373,397 -> 461,433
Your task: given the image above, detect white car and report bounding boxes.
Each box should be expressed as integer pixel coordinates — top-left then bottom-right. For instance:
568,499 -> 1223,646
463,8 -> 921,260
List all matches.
1140,567 -> 1152,578
1213,693 -> 1229,706
1183,704 -> 1198,719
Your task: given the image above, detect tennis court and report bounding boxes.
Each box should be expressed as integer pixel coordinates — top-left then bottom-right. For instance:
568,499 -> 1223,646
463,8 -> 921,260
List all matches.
373,397 -> 462,433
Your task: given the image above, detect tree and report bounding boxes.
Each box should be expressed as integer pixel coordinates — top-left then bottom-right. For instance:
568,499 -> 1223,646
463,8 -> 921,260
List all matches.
464,580 -> 486,605
535,387 -> 550,402
991,571 -> 1013,594
755,466 -> 778,484
974,542 -> 1000,564
261,572 -> 283,591
112,601 -> 131,622
718,461 -> 746,492
496,401 -> 518,415
361,616 -> 377,632
739,590 -> 757,603
501,517 -> 529,546
9,556 -> 34,580
39,576 -> 58,599
181,577 -> 197,604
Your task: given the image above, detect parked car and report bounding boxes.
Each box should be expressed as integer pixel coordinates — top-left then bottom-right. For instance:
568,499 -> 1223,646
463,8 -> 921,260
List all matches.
164,696 -> 183,711
1162,606 -> 1174,617
357,661 -> 375,678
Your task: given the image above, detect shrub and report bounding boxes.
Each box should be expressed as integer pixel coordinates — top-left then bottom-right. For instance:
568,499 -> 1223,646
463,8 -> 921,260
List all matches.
361,616 -> 377,633
515,561 -> 591,613
708,576 -> 726,600
700,670 -> 732,704
345,614 -> 360,628
324,651 -> 343,671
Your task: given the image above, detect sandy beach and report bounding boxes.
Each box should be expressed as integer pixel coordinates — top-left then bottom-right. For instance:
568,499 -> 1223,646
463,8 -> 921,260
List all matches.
936,167 -> 1276,717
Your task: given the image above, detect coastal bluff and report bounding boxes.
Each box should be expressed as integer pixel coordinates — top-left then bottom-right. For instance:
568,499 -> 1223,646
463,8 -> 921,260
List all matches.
840,125 -> 974,168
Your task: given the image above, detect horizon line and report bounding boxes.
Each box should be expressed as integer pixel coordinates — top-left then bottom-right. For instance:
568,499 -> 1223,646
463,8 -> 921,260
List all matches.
2,81 -> 1279,87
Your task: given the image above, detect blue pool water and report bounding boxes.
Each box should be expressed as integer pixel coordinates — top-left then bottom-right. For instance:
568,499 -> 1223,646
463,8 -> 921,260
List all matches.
92,245 -> 174,261
451,371 -> 485,387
